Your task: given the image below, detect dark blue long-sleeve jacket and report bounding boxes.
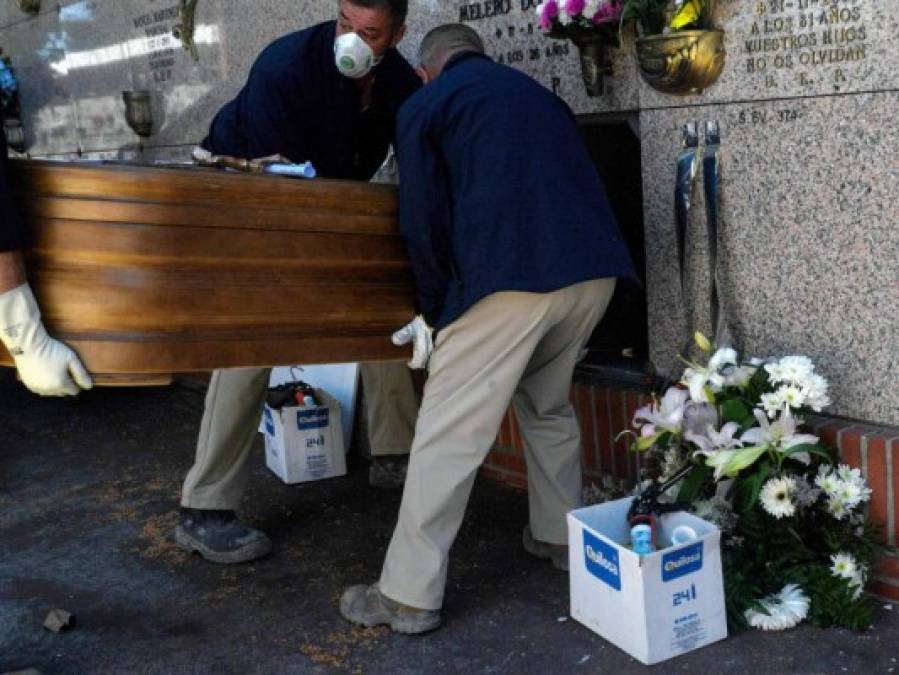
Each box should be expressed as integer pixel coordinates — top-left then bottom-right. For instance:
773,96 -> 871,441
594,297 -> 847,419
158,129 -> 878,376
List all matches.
395,52 -> 638,330
202,21 -> 420,181
1,131 -> 25,252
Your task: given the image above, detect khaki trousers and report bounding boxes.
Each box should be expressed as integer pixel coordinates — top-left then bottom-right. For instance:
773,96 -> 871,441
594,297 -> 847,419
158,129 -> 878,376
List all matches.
378,278 -> 616,610
359,363 -> 418,457
181,362 -> 418,510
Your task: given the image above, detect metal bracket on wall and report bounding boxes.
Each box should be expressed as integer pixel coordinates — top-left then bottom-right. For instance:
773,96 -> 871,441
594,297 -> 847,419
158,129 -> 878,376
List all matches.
173,0 -> 200,61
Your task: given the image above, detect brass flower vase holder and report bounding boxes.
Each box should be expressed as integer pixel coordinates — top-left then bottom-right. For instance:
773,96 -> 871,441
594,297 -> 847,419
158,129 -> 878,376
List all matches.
551,25 -> 620,97
636,29 -> 726,95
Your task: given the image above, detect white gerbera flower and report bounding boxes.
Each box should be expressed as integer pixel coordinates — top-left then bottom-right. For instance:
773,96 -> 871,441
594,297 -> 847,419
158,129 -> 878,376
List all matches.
760,476 -> 797,519
830,552 -> 858,579
745,584 -> 810,631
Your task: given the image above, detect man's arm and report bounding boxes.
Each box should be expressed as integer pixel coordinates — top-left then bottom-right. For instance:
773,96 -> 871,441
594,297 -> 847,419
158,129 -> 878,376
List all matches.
0,140 -> 92,396
395,102 -> 454,327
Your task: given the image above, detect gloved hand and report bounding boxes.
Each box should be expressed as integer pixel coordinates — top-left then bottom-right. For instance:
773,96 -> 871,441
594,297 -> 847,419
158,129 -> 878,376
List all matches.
391,315 -> 434,370
0,283 -> 93,396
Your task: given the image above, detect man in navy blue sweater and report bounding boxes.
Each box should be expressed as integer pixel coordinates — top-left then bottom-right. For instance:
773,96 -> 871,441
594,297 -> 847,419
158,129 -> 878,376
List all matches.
341,24 -> 637,633
175,0 -> 423,565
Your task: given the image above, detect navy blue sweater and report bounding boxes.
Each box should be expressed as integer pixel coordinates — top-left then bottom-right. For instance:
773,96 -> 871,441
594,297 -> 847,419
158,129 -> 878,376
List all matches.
202,21 -> 420,181
396,52 -> 637,329
0,131 -> 24,252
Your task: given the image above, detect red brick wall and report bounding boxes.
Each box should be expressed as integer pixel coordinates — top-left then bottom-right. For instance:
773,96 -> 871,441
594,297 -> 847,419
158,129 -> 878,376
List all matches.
482,382 -> 899,601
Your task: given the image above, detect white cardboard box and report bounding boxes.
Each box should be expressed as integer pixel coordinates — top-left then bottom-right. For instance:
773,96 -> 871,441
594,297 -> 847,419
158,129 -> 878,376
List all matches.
567,497 -> 728,665
261,391 -> 346,484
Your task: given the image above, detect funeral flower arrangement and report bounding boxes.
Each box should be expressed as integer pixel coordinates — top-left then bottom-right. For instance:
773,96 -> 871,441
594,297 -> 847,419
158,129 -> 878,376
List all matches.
535,0 -> 624,36
630,333 -> 888,631
620,0 -> 715,36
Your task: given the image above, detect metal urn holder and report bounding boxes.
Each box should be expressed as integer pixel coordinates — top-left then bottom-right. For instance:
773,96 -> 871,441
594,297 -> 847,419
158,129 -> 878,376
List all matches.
122,90 -> 154,138
636,29 -> 726,95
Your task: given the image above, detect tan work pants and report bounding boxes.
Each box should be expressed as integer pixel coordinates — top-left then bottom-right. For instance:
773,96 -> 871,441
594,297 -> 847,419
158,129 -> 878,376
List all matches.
379,278 -> 616,610
181,362 -> 418,510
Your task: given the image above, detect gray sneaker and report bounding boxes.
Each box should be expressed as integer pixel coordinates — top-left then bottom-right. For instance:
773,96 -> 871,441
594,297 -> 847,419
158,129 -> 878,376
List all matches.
340,584 -> 441,634
175,508 -> 272,564
522,524 -> 569,571
368,456 -> 409,489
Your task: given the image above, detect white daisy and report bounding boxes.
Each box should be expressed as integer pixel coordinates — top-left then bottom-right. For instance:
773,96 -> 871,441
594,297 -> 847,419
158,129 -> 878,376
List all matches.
836,481 -> 864,509
760,392 -> 784,419
830,552 -> 858,580
777,384 -> 806,409
837,464 -> 862,483
849,566 -> 868,601
815,466 -> 841,496
745,584 -> 810,631
827,496 -> 849,520
760,476 -> 797,519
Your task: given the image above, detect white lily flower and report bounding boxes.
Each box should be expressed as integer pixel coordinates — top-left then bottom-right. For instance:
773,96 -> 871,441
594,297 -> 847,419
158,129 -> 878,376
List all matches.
724,365 -> 757,389
686,421 -> 743,458
740,409 -> 819,460
632,387 -> 689,435
681,348 -> 738,403
709,347 -> 738,372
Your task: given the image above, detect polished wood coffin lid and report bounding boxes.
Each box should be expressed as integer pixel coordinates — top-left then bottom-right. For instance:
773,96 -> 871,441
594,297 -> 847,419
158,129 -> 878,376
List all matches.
1,161 -> 415,385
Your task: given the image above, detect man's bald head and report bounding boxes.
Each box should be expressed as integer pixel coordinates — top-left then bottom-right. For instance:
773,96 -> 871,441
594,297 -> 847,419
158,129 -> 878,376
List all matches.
417,24 -> 485,82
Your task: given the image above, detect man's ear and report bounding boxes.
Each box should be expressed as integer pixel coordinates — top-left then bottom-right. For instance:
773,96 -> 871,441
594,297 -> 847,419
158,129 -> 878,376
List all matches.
414,66 -> 431,85
390,23 -> 407,48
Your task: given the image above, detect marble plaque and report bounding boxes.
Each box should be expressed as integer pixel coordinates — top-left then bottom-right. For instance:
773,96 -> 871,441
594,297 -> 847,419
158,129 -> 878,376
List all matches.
640,92 -> 899,425
0,8 -> 80,157
638,0 -> 899,109
437,0 -> 638,115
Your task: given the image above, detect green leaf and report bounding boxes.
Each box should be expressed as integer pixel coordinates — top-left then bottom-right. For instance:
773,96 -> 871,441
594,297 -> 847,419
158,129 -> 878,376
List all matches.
723,446 -> 768,478
634,433 -> 660,451
782,443 -> 833,463
735,462 -> 772,513
677,464 -> 713,504
721,399 -> 751,425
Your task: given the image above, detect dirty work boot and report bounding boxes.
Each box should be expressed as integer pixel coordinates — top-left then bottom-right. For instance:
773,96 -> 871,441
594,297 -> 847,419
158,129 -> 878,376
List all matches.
175,508 -> 272,564
368,456 -> 409,489
522,524 -> 569,571
340,584 -> 441,635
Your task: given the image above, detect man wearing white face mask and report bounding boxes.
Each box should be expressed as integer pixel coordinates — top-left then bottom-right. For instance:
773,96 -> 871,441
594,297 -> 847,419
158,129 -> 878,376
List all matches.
0,131 -> 93,397
174,0 -> 422,565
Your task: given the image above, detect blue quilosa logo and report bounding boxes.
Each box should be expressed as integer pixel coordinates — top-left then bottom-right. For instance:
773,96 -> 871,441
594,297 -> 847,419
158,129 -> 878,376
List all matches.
264,408 -> 275,436
583,530 -> 621,591
662,542 -> 704,582
297,408 -> 329,431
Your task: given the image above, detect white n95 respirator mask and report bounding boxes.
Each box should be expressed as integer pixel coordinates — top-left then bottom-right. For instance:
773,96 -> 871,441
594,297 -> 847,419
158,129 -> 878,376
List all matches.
334,32 -> 382,79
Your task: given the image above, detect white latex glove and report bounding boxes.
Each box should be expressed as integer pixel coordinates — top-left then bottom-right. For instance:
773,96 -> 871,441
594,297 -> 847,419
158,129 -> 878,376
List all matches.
0,283 -> 93,396
391,315 -> 434,370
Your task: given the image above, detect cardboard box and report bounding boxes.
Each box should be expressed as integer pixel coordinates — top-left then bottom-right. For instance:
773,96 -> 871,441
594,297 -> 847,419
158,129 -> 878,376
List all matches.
567,497 -> 728,665
261,390 -> 346,484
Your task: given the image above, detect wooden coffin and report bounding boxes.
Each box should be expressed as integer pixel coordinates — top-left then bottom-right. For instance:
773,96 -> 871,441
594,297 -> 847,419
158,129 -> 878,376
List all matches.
1,161 -> 415,386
